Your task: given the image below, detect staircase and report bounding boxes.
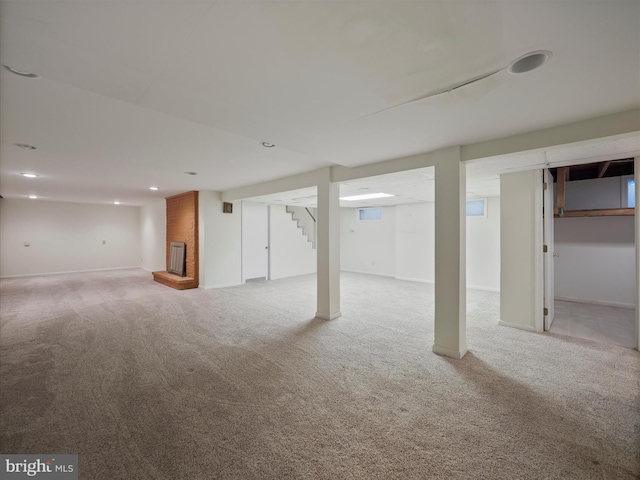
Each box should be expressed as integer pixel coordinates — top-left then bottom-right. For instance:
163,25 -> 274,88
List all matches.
286,206 -> 317,249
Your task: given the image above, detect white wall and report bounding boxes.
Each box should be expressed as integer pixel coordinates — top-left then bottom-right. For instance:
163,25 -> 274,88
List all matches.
340,207 -> 396,276
0,199 -> 140,277
140,199 -> 166,271
269,205 -> 316,279
467,196 -> 501,291
555,216 -> 636,308
396,202 -> 435,282
340,201 -> 500,290
199,191 -> 242,289
500,170 -> 543,332
563,176 -> 627,210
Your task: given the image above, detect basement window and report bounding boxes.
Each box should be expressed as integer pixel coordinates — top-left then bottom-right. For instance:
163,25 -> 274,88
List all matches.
358,207 -> 383,221
622,177 -> 635,208
466,199 -> 487,217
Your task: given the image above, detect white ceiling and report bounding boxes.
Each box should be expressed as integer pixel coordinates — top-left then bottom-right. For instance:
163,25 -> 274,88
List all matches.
1,1 -> 639,206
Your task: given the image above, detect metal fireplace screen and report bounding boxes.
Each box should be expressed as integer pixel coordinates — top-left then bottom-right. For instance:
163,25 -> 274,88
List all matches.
168,242 -> 186,276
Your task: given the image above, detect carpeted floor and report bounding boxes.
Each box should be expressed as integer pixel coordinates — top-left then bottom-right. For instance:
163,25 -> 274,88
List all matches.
1,269 -> 638,479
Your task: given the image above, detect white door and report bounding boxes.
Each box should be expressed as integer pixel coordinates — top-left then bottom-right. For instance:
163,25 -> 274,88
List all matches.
543,169 -> 555,331
242,203 -> 269,282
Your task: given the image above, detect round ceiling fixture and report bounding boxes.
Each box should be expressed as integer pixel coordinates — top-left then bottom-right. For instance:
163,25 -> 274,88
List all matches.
20,172 -> 39,178
28,195 -> 38,199
2,65 -> 41,79
185,171 -> 198,175
15,143 -> 37,150
113,201 -> 121,205
149,186 -> 159,191
507,50 -> 553,75
262,142 -> 276,148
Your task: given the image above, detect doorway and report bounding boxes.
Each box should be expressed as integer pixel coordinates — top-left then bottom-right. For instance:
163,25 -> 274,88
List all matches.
543,161 -> 637,348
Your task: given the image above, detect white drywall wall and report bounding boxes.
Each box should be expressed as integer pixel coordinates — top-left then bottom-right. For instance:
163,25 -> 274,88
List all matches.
269,205 -> 316,279
140,199 -> 166,271
199,191 -> 242,288
563,176 -> 623,210
500,170 -> 543,332
341,200 -> 500,291
554,216 -> 636,308
340,207 -> 396,276
396,203 -> 435,282
467,196 -> 501,291
0,199 -> 140,277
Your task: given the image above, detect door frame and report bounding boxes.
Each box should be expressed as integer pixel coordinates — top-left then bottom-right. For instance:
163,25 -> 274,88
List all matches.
543,169 -> 555,331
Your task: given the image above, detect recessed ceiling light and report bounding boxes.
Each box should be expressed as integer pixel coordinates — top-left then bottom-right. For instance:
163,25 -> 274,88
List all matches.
262,142 -> 276,148
20,173 -> 39,178
340,193 -> 395,201
185,171 -> 198,175
28,195 -> 38,199
113,201 -> 121,205
2,65 -> 41,79
507,50 -> 553,75
149,186 -> 159,191
15,143 -> 37,150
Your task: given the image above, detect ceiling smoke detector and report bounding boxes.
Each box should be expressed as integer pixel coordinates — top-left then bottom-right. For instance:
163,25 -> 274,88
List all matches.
507,50 -> 553,75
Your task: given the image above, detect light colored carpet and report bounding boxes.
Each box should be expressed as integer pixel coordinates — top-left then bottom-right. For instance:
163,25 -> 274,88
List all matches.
1,269 -> 638,479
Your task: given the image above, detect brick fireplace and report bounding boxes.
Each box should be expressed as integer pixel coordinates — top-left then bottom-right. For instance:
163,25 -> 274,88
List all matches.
152,191 -> 199,290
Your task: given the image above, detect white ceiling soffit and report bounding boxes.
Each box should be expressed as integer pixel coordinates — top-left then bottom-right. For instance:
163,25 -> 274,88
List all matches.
0,1 -> 638,205
545,135 -> 640,166
465,133 -> 640,177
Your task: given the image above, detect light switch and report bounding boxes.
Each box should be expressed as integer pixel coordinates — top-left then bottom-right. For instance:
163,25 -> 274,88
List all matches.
102,240 -> 106,245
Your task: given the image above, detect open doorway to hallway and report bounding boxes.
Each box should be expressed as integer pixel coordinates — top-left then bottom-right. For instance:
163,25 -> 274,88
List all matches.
546,160 -> 636,348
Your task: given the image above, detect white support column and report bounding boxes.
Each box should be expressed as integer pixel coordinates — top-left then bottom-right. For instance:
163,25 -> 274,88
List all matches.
635,157 -> 639,351
316,168 -> 341,320
433,153 -> 467,359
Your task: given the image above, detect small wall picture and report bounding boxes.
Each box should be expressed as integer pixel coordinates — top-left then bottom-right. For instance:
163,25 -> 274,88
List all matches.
223,202 -> 233,214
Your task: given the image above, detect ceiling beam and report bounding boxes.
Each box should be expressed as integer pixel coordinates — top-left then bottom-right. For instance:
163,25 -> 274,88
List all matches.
461,109 -> 640,162
556,208 -> 634,218
597,161 -> 612,178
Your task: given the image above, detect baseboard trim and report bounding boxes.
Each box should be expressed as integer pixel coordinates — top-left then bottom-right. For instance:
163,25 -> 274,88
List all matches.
0,266 -> 141,279
315,311 -> 342,320
432,344 -> 468,359
467,284 -> 500,293
555,296 -> 635,310
341,269 -> 394,278
395,276 -> 434,284
139,266 -> 164,273
395,277 -> 499,292
198,283 -> 242,290
498,320 -> 536,332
